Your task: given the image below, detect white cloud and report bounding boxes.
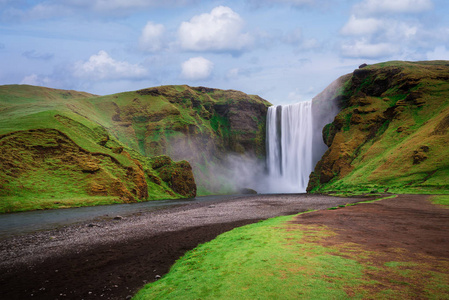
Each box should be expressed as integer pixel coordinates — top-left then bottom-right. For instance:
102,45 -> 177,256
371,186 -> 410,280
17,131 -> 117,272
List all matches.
181,57 -> 214,80
341,39 -> 399,58
354,0 -> 433,15
178,6 -> 253,52
426,46 -> 449,60
73,50 -> 147,80
340,15 -> 383,36
20,74 -> 52,86
139,22 -> 166,52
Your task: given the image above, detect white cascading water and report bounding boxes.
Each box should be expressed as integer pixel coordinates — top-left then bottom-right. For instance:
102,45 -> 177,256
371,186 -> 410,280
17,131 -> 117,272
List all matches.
266,101 -> 313,193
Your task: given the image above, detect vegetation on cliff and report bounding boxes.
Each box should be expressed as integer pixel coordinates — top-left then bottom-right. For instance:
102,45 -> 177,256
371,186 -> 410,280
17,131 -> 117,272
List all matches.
308,61 -> 449,194
0,84 -> 270,212
84,85 -> 270,194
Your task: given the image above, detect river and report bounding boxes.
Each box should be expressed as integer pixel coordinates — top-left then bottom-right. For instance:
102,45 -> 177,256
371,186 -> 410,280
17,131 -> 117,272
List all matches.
0,194 -> 253,238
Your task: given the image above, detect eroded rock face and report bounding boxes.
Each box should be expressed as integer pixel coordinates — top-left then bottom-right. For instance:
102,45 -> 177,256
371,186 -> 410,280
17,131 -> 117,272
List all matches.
150,155 -> 196,198
307,61 -> 449,192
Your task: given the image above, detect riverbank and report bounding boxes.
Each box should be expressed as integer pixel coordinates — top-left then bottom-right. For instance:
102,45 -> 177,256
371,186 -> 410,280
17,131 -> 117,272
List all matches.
135,194 -> 449,299
1,194 -> 370,299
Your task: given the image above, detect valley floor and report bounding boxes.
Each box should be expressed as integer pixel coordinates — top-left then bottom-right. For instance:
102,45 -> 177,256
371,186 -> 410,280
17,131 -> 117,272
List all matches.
1,194 -> 448,299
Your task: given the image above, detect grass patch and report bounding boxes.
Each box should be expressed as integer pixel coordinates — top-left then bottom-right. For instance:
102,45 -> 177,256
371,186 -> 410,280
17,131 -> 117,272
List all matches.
429,195 -> 449,207
133,215 -> 367,300
0,195 -> 123,213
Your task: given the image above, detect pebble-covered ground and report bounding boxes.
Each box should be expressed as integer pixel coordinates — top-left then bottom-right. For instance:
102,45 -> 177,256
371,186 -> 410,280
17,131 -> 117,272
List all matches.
0,194 -> 374,300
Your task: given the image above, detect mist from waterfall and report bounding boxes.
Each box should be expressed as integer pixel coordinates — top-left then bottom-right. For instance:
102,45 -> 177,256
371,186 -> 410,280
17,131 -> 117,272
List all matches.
266,101 -> 313,193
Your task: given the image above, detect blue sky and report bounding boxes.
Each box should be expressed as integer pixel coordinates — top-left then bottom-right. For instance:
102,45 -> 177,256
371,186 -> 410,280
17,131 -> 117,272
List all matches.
1,0 -> 448,105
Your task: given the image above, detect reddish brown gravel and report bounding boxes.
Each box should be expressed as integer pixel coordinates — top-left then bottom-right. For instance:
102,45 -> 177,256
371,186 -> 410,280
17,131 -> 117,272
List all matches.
292,194 -> 449,259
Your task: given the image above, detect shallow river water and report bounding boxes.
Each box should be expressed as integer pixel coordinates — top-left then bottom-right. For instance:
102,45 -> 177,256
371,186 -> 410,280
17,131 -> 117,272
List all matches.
0,194 -> 254,238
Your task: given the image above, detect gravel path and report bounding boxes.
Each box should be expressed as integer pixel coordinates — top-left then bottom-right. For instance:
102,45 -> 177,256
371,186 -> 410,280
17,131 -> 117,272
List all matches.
0,194 -> 374,300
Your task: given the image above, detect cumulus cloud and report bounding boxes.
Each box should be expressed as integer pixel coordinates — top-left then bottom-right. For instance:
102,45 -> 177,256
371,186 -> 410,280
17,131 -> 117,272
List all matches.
181,57 -> 214,80
341,39 -> 399,58
340,15 -> 383,36
139,22 -> 166,52
339,0 -> 437,59
178,6 -> 253,52
73,50 -> 147,80
354,0 -> 433,15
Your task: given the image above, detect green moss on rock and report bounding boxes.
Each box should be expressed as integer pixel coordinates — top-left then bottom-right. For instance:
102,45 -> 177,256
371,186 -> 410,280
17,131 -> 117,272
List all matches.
308,61 -> 449,194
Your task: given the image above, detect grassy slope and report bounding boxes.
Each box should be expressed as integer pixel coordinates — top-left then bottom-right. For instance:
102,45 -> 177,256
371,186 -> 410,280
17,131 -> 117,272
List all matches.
309,61 -> 449,195
133,197 -> 448,299
0,85 -> 193,212
80,85 -> 271,195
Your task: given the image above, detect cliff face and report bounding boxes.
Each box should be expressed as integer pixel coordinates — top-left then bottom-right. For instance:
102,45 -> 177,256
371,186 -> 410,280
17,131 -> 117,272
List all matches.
85,85 -> 271,194
308,61 -> 449,194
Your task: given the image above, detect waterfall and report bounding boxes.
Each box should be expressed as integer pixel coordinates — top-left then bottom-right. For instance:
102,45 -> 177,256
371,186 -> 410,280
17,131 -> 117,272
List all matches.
266,101 -> 313,193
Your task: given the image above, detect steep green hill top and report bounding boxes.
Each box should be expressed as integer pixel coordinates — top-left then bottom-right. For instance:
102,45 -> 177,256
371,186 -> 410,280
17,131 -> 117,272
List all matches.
308,60 -> 449,194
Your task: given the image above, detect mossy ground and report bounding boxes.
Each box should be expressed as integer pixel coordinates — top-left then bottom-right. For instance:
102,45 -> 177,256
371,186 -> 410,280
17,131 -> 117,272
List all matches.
133,197 -> 448,299
309,61 -> 449,195
0,85 -> 196,212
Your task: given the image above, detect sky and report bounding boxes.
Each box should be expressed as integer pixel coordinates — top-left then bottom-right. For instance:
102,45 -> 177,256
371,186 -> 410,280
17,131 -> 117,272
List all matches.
1,0 -> 449,105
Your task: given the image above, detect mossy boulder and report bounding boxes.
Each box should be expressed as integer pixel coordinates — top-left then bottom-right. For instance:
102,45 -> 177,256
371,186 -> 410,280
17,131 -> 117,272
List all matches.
150,155 -> 196,198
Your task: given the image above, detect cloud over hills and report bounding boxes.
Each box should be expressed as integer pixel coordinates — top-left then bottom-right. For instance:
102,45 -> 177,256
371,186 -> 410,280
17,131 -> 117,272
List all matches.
178,6 -> 253,52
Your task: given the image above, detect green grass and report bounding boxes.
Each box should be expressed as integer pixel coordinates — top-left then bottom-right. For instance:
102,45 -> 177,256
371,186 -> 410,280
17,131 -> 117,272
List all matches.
0,195 -> 123,213
133,215 -> 367,300
0,85 -> 203,212
429,195 -> 449,207
133,200 -> 449,299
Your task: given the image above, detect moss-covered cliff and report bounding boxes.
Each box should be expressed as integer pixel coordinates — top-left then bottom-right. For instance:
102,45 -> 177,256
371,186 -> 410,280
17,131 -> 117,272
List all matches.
0,84 -> 270,212
82,85 -> 271,194
308,61 -> 449,194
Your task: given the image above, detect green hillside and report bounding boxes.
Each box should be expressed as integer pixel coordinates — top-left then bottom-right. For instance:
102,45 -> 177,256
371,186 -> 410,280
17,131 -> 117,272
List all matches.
80,85 -> 271,194
308,61 -> 449,194
0,84 -> 270,212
